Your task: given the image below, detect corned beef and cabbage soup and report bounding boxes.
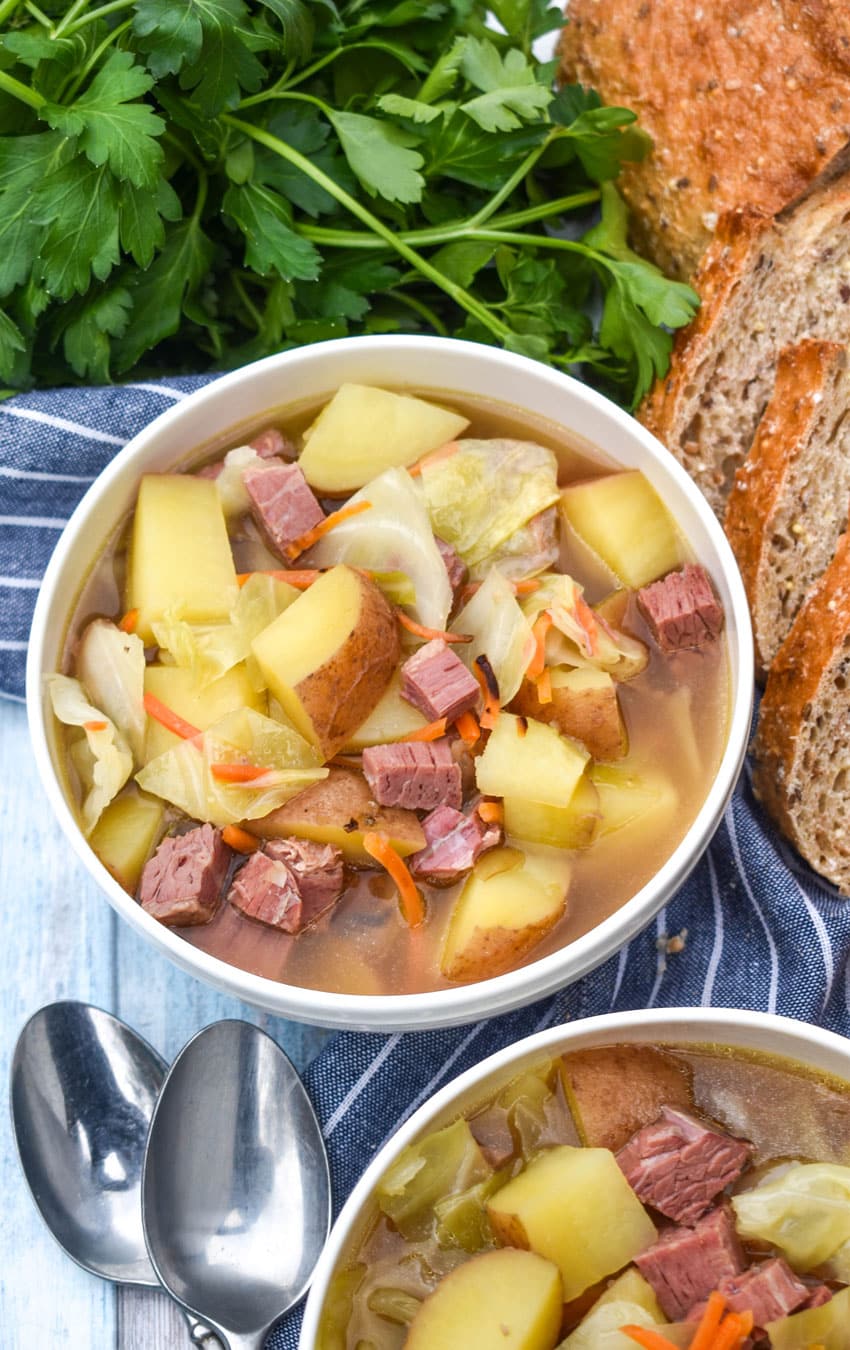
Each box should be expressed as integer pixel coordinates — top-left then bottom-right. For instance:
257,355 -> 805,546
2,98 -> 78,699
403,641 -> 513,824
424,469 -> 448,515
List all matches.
318,1043 -> 850,1350
50,383 -> 729,994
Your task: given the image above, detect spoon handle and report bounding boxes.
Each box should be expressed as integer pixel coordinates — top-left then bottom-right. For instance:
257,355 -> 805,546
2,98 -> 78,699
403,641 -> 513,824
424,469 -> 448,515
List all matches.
184,1311 -> 224,1347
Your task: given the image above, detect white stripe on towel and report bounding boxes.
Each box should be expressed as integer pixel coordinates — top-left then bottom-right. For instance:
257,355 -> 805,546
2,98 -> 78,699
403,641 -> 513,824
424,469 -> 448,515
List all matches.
126,382 -> 188,400
0,514 -> 67,528
0,576 -> 40,588
324,1034 -> 401,1137
702,849 -> 725,1005
377,1022 -> 485,1149
1,406 -> 123,445
0,639 -> 27,650
0,465 -> 96,484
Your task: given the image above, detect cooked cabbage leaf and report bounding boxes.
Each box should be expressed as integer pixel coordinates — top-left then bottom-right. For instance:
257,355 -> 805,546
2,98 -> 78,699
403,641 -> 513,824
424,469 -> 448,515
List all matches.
311,466 -> 452,630
485,504 -> 559,582
48,674 -> 134,835
732,1163 -> 850,1271
560,1299 -> 660,1349
135,706 -> 326,826
420,439 -> 560,569
75,618 -> 147,762
451,567 -> 534,703
766,1283 -> 850,1349
523,573 -> 648,680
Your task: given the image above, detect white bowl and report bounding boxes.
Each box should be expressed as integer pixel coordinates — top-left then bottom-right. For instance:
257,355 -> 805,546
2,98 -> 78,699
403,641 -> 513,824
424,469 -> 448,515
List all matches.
299,1006 -> 850,1346
27,336 -> 753,1031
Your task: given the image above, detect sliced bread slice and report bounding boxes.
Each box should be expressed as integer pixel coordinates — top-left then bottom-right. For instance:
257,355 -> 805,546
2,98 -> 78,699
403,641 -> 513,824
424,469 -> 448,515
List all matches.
640,144 -> 850,517
753,528 -> 850,894
725,339 -> 850,679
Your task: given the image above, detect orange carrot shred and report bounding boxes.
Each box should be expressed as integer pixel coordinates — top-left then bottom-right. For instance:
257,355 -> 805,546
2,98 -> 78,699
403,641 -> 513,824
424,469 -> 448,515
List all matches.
712,1313 -> 750,1350
236,569 -> 321,588
513,577 -> 542,595
362,832 -> 424,928
477,800 -> 503,824
515,715 -> 528,738
397,611 -> 472,644
143,692 -> 201,741
84,719 -> 108,732
400,717 -> 448,742
526,611 -> 552,679
473,655 -> 501,729
117,608 -> 138,633
618,1329 -> 680,1350
222,824 -> 262,854
689,1292 -> 727,1350
284,499 -> 372,561
210,762 -> 274,783
454,709 -> 480,745
535,667 -> 553,705
575,591 -> 600,655
407,440 -> 460,477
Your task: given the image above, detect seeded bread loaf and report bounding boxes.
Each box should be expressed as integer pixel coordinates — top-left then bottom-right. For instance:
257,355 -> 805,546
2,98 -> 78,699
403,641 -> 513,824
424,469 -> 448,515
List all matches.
724,339 -> 850,680
558,0 -> 850,280
639,146 -> 850,517
753,528 -> 850,895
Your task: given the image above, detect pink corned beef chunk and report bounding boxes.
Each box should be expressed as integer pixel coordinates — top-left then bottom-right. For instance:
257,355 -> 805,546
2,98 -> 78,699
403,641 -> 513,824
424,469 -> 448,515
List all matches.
265,838 -> 344,927
634,1204 -> 746,1320
409,804 -> 500,884
400,639 -> 480,722
243,461 -> 324,558
435,536 -> 467,596
685,1257 -> 811,1328
140,824 -> 231,926
249,426 -> 294,458
362,739 -> 462,811
637,564 -> 724,653
616,1106 -> 753,1223
228,838 -> 343,933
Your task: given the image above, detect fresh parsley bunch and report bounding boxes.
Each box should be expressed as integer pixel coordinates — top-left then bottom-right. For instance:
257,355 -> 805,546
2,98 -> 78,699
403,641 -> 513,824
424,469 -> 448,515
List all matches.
0,0 -> 698,404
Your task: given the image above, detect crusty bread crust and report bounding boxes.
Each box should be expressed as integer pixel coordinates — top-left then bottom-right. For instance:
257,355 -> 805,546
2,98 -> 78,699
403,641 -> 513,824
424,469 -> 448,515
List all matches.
558,0 -> 850,279
724,339 -> 849,679
753,529 -> 850,893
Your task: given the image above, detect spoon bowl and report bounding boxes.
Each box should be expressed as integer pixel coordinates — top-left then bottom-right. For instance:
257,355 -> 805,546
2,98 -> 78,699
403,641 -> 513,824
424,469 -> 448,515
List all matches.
143,1019 -> 330,1350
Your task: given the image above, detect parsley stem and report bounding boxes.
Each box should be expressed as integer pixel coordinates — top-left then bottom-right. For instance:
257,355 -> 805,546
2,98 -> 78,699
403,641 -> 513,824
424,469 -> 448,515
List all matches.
64,18 -> 133,101
465,131 -> 560,229
0,69 -> 44,110
63,0 -> 135,35
52,0 -> 89,36
24,1 -> 52,28
233,274 -> 265,333
222,114 -> 513,344
381,289 -> 449,336
0,0 -> 20,23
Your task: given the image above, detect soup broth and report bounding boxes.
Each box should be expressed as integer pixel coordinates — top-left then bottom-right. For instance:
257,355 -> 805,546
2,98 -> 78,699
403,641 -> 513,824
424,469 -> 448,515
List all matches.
55,386 -> 730,996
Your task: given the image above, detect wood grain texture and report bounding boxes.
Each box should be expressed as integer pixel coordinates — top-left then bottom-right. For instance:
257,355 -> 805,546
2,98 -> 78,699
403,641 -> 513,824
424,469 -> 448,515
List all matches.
1,702 -> 330,1349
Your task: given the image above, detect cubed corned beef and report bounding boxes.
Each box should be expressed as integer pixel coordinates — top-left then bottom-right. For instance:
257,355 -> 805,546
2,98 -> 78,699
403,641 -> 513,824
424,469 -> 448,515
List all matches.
362,739 -> 462,810
139,823 -> 230,926
265,837 -> 344,927
249,427 -> 295,459
634,1204 -> 746,1320
400,639 -> 480,722
243,461 -> 324,559
800,1284 -> 833,1310
409,804 -> 500,884
228,851 -> 302,932
616,1106 -> 753,1224
637,564 -> 724,653
435,536 -> 467,596
685,1257 -> 811,1328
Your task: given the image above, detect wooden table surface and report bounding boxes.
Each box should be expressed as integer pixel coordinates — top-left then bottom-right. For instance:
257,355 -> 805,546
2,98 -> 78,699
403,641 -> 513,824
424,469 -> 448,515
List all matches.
1,699 -> 331,1349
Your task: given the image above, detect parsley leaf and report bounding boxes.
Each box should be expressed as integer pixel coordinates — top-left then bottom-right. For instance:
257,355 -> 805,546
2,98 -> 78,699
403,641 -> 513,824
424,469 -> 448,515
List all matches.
223,181 -> 321,280
31,160 -> 121,298
113,217 -> 214,372
328,110 -> 425,204
0,309 -> 26,382
119,179 -> 182,268
135,0 -> 263,113
460,38 -> 552,133
57,287 -> 132,382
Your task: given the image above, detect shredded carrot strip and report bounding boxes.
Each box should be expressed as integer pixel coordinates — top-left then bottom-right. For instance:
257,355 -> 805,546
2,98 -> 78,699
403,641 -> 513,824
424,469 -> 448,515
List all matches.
210,762 -> 274,783
535,667 -> 553,705
526,611 -> 553,679
460,576 -> 542,601
454,709 -> 480,745
473,656 -> 500,729
117,608 -> 138,634
515,716 -> 528,738
397,611 -> 472,644
84,719 -> 108,732
575,591 -> 600,655
236,569 -> 321,588
477,800 -> 503,824
407,440 -> 460,477
618,1328 -> 680,1350
284,499 -> 372,561
221,824 -> 262,854
712,1313 -> 750,1350
142,692 -> 201,740
399,717 -> 448,742
689,1293 -> 728,1350
362,832 -> 424,927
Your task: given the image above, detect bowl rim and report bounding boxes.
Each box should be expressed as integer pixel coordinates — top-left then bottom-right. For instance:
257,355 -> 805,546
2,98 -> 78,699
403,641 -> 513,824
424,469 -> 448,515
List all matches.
298,1005 -> 850,1347
26,335 -> 754,1030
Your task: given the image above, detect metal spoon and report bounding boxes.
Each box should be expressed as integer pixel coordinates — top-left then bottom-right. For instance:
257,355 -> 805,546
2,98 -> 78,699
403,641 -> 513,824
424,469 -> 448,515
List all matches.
10,1000 -> 216,1346
142,1019 -> 331,1350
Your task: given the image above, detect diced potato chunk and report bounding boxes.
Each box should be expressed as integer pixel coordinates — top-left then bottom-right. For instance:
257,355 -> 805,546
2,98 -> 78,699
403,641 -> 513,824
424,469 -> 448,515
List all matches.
558,1297 -> 660,1349
487,1145 -> 657,1300
249,765 -> 425,862
298,384 -> 469,493
376,1119 -> 492,1240
475,713 -> 589,807
441,847 -> 571,983
559,472 -> 681,589
251,565 -> 399,759
514,668 -> 628,761
592,763 -> 678,838
560,1045 -> 693,1151
405,1248 -> 563,1350
127,474 -> 238,643
143,663 -> 265,763
504,774 -> 600,849
342,670 -> 428,750
89,788 -> 164,891
594,1268 -> 666,1320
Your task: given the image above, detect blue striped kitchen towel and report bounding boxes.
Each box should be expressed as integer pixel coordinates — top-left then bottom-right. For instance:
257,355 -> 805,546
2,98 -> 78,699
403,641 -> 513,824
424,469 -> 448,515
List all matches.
3,377 -> 850,1349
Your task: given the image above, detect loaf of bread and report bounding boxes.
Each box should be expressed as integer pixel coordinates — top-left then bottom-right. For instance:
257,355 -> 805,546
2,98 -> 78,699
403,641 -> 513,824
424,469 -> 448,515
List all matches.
724,339 -> 850,680
558,0 -> 850,280
639,147 -> 850,517
753,528 -> 850,895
